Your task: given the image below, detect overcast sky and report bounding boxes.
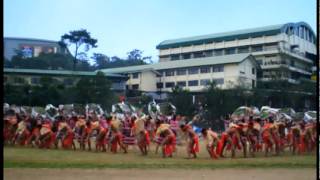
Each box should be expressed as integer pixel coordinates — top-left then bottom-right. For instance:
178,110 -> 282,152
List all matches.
4,0 -> 317,62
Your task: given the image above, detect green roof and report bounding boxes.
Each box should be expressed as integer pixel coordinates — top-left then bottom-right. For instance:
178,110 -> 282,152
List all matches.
156,24 -> 285,49
3,68 -> 127,78
99,54 -> 255,74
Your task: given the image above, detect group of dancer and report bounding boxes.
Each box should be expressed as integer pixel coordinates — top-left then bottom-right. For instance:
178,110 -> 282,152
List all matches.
3,103 -> 317,159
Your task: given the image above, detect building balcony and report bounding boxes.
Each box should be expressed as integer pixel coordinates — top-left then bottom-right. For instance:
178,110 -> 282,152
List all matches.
261,64 -> 312,75
280,48 -> 314,64
259,77 -> 299,84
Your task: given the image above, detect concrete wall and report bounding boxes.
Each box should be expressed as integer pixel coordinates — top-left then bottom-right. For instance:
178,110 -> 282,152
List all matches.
140,71 -> 157,92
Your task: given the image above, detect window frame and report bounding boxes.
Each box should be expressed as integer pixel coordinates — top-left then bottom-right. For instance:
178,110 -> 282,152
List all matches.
165,82 -> 175,88
188,80 -> 199,87
188,67 -> 199,75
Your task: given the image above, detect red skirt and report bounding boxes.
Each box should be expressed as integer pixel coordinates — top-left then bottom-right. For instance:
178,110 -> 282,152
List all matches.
145,131 -> 151,145
164,135 -> 176,156
263,134 -> 273,149
232,135 -> 242,150
62,131 -> 74,149
298,135 -> 306,153
111,132 -> 122,153
216,133 -> 228,155
41,132 -> 56,148
190,136 -> 199,153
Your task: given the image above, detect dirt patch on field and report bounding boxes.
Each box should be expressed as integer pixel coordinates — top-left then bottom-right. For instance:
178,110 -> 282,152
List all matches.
4,168 -> 316,180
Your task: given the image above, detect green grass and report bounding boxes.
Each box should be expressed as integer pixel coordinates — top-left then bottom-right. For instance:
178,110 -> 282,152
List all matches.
4,145 -> 316,169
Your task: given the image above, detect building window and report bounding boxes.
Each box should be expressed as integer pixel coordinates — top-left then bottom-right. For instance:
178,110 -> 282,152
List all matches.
264,43 -> 278,51
64,78 -> 73,86
188,80 -> 198,86
256,59 -> 263,66
200,79 -> 210,86
252,80 -> 255,88
132,73 -> 139,79
212,65 -> 224,72
188,67 -> 199,75
225,48 -> 236,55
193,52 -> 204,58
252,68 -> 255,75
156,82 -> 163,89
182,53 -> 191,59
171,54 -> 180,61
177,68 -> 186,75
204,50 -> 213,57
14,77 -> 25,84
165,70 -> 175,76
31,77 -> 40,85
132,84 -> 139,90
238,46 -> 249,53
252,45 -> 263,52
165,82 -> 175,88
177,81 -> 186,87
214,49 -> 223,56
200,66 -> 211,73
212,78 -> 224,85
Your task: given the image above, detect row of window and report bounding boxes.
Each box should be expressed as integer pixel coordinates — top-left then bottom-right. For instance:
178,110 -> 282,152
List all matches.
161,36 -> 278,50
161,43 -> 278,61
157,65 -> 224,77
157,78 -> 224,88
5,76 -> 75,86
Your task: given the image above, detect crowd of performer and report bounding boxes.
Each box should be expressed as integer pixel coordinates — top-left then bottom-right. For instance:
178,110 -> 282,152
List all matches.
3,104 -> 317,159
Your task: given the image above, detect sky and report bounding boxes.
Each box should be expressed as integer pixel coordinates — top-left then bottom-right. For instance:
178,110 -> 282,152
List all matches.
4,0 -> 317,63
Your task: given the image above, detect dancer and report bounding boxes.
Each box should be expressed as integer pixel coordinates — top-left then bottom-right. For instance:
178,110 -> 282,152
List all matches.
201,128 -> 219,159
180,124 -> 199,159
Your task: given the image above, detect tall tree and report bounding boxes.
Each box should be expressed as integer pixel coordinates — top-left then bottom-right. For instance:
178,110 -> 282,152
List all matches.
92,53 -> 110,69
127,49 -> 152,64
59,29 -> 98,70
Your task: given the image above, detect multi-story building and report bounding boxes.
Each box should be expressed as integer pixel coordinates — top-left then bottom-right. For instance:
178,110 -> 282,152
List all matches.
4,37 -> 70,60
3,68 -> 128,94
100,53 -> 259,93
156,22 -> 316,84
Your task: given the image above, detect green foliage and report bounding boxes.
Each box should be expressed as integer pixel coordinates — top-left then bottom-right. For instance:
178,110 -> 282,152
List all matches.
169,86 -> 195,116
4,73 -> 115,109
165,79 -> 316,131
94,49 -> 152,69
8,53 -> 93,71
91,53 -> 110,69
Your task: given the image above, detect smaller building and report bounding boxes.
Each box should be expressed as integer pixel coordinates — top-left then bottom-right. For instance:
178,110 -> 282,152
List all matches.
3,68 -> 128,95
100,54 -> 259,93
4,37 -> 70,60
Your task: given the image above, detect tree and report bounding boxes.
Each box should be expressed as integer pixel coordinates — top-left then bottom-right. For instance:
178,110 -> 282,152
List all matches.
75,71 -> 115,110
127,49 -> 152,64
59,29 -> 98,70
4,58 -> 12,68
92,53 -> 110,69
169,86 -> 194,116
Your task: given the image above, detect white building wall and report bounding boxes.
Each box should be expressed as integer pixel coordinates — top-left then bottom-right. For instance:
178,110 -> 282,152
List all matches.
159,34 -> 283,57
124,58 -> 257,92
140,71 -> 157,92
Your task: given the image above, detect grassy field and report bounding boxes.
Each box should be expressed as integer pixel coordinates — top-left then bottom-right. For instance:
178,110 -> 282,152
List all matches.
4,142 -> 316,169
